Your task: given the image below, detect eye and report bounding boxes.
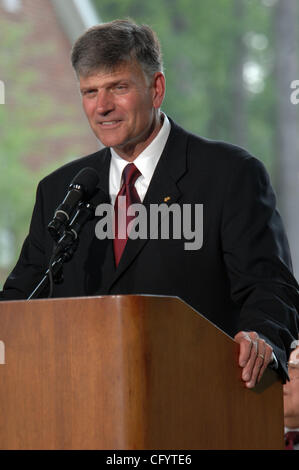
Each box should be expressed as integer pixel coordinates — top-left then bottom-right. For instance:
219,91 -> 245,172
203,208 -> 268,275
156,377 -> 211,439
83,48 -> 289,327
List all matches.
113,83 -> 129,94
82,89 -> 97,98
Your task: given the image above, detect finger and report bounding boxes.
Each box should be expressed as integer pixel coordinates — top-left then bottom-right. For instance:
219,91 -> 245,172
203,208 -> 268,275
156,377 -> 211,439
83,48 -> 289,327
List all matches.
234,331 -> 254,367
257,343 -> 273,384
241,337 -> 259,383
245,338 -> 266,388
237,331 -> 259,381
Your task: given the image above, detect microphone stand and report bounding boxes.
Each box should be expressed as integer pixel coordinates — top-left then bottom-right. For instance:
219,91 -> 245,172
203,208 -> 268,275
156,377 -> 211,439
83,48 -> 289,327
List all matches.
27,202 -> 94,300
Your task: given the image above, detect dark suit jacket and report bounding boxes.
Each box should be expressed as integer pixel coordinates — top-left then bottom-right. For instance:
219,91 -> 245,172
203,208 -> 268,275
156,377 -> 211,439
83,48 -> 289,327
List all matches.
1,119 -> 299,379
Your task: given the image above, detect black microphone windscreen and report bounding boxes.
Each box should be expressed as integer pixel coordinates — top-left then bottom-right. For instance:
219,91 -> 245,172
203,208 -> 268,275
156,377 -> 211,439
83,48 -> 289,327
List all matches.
70,167 -> 99,199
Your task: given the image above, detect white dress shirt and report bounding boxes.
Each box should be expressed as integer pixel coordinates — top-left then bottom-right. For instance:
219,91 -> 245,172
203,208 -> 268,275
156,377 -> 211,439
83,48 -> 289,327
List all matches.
109,113 -> 171,205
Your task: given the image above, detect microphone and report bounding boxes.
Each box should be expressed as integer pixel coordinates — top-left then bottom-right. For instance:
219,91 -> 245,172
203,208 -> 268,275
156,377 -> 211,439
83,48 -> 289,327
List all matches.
48,167 -> 99,241
51,202 -> 95,258
28,202 -> 95,300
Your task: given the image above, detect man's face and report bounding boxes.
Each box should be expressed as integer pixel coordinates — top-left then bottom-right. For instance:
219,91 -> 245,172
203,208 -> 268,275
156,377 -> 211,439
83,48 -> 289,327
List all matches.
79,61 -> 165,160
284,347 -> 299,427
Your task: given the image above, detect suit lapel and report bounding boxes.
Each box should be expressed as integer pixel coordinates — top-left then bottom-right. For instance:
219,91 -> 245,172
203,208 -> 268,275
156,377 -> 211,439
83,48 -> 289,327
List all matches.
107,119 -> 189,291
84,148 -> 117,294
91,147 -> 111,205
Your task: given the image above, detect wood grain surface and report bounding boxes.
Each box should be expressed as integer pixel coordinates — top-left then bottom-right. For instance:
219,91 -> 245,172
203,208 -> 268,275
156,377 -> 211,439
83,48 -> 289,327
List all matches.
0,295 -> 284,449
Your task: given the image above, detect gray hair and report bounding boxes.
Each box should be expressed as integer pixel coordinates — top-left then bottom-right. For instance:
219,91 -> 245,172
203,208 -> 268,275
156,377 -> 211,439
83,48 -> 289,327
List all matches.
71,19 -> 164,81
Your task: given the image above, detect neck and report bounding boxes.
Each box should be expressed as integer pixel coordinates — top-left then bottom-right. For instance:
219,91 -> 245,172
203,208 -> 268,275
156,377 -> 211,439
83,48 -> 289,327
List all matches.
285,417 -> 299,429
112,111 -> 163,162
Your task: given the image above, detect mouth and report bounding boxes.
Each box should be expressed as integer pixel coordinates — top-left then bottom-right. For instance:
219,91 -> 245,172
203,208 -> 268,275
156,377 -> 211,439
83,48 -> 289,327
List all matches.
98,120 -> 122,128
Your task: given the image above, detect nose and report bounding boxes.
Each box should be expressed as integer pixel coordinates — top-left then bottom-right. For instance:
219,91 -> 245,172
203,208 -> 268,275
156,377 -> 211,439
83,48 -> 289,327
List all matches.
96,90 -> 115,115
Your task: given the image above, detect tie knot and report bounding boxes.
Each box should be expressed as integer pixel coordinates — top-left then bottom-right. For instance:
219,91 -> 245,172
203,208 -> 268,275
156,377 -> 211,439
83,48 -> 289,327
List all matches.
122,163 -> 141,187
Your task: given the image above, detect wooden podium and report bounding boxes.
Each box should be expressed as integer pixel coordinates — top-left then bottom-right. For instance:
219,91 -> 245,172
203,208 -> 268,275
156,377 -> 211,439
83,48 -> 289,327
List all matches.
0,295 -> 284,450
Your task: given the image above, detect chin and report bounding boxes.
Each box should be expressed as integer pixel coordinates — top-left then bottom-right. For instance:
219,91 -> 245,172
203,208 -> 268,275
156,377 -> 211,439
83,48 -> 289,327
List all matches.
95,132 -> 125,148
95,136 -> 120,148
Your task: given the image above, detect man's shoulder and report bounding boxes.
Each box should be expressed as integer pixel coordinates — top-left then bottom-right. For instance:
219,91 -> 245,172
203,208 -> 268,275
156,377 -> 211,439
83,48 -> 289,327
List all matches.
168,117 -> 242,152
38,147 -> 109,191
169,118 -> 262,171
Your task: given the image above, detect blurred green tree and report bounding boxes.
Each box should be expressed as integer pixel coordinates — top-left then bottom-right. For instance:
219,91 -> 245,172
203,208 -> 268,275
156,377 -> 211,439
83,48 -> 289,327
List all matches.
92,0 -> 284,170
0,19 -> 84,287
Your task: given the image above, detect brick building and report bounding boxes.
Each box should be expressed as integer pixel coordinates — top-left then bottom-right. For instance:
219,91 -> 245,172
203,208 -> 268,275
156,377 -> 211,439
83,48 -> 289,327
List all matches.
0,0 -> 101,168
0,0 -> 102,283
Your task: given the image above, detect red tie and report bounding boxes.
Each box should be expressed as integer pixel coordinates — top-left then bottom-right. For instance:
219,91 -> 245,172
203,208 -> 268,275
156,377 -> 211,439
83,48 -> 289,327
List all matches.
113,163 -> 141,267
285,431 -> 299,450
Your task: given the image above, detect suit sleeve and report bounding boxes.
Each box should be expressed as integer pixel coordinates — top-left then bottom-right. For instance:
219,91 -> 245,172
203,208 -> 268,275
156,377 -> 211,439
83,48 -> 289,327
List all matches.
0,182 -> 48,300
221,154 -> 299,381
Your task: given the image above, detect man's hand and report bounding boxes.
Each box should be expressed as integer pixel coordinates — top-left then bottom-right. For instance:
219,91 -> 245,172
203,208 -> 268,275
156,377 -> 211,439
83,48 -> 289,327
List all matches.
234,331 -> 273,388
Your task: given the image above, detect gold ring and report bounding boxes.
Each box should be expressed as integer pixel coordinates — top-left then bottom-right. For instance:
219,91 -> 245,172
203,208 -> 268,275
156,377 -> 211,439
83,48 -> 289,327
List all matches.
259,353 -> 265,360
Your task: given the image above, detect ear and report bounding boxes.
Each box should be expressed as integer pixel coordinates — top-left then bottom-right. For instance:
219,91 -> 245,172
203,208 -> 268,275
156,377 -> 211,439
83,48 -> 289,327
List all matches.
152,72 -> 166,109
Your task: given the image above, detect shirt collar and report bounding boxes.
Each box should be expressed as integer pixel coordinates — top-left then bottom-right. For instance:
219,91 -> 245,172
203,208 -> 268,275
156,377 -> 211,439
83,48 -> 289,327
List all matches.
110,113 -> 171,190
285,427 -> 299,433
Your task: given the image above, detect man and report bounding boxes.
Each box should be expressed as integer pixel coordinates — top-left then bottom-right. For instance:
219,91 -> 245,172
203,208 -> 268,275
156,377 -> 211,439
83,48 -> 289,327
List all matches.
284,344 -> 299,449
1,20 -> 298,389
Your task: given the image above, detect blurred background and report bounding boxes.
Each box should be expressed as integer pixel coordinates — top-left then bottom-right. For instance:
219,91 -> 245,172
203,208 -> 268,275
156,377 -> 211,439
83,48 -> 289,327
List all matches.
0,0 -> 298,288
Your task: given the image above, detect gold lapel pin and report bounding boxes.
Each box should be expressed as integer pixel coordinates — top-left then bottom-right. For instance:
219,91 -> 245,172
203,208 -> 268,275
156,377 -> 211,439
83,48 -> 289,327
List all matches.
164,196 -> 171,203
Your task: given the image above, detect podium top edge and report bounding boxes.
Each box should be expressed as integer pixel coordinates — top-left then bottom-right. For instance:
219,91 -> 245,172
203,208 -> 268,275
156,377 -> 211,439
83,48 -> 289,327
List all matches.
1,293 -> 180,304
0,293 -> 232,341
